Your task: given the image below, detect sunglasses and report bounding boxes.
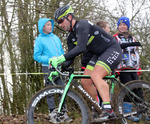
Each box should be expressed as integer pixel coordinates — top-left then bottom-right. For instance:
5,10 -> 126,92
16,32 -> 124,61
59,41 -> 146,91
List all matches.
57,17 -> 66,24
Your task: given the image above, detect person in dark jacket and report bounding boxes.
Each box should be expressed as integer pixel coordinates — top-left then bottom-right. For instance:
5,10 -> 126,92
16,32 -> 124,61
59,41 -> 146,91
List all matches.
50,5 -> 123,121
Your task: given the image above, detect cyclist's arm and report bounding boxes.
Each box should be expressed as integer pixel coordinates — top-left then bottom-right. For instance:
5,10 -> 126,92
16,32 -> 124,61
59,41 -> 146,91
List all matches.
64,20 -> 90,60
62,60 -> 74,69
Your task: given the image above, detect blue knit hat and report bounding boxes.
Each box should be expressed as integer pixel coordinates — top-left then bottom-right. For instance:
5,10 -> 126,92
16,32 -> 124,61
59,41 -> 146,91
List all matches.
117,16 -> 130,30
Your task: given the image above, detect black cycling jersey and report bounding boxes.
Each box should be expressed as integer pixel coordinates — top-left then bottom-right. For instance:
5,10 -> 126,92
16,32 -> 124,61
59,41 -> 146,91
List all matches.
64,20 -> 117,60
81,49 -> 94,68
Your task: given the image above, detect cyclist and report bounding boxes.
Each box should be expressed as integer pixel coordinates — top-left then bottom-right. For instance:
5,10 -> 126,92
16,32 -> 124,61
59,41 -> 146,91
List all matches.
81,20 -> 111,108
50,4 -> 123,121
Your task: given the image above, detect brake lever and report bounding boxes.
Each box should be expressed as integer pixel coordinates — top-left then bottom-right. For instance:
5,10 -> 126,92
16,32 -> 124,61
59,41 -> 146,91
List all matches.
48,62 -> 55,71
49,63 -> 69,76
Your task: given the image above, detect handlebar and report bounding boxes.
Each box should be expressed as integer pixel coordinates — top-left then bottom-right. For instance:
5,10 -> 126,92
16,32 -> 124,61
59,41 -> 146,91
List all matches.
49,63 -> 74,77
48,63 -> 75,85
120,42 -> 141,49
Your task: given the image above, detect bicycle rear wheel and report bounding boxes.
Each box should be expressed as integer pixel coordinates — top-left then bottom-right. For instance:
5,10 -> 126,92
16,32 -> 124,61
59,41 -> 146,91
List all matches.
26,86 -> 90,124
115,80 -> 150,124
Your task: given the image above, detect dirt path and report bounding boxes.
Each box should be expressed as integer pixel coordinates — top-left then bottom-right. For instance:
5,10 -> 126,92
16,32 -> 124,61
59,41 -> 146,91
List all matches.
0,115 -> 25,124
0,114 -> 147,124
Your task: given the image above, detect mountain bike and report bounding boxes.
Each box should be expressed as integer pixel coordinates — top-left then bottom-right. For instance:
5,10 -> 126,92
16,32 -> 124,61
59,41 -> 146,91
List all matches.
25,64 -> 150,124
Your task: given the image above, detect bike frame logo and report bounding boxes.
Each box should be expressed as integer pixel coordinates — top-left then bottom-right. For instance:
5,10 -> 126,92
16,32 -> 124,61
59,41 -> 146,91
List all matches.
78,85 -> 101,109
32,89 -> 63,107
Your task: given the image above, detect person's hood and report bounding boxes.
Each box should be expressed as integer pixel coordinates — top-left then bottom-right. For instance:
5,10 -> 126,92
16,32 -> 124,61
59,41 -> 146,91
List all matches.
38,18 -> 54,35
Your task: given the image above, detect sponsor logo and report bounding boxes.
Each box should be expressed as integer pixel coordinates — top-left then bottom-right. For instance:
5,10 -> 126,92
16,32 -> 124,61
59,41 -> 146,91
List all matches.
78,85 -> 101,109
32,89 -> 63,107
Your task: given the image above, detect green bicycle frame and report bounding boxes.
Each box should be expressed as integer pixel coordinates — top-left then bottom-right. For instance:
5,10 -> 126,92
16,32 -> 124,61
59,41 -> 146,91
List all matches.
57,72 -> 142,113
58,74 -> 91,112
57,74 -> 117,112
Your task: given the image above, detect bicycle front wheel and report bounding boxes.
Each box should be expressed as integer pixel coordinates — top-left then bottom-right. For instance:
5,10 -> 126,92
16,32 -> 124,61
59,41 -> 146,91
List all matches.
115,80 -> 150,124
26,86 -> 90,124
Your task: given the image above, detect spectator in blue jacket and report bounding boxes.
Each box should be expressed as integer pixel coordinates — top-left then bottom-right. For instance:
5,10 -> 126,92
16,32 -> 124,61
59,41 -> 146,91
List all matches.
33,18 -> 71,122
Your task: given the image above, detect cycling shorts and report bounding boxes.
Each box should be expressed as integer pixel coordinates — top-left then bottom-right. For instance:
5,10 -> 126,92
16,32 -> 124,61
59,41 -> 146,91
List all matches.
86,43 -> 122,74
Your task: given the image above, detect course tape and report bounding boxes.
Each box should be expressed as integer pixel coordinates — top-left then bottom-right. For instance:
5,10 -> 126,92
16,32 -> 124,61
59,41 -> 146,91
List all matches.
0,73 -> 47,75
75,70 -> 150,74
0,70 -> 150,75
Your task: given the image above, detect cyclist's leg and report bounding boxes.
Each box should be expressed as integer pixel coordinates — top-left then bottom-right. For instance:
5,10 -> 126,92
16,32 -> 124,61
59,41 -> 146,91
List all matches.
81,55 -> 98,101
81,69 -> 97,101
92,47 -> 122,104
91,46 -> 122,120
82,55 -> 103,105
91,65 -> 110,103
91,62 -> 116,120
